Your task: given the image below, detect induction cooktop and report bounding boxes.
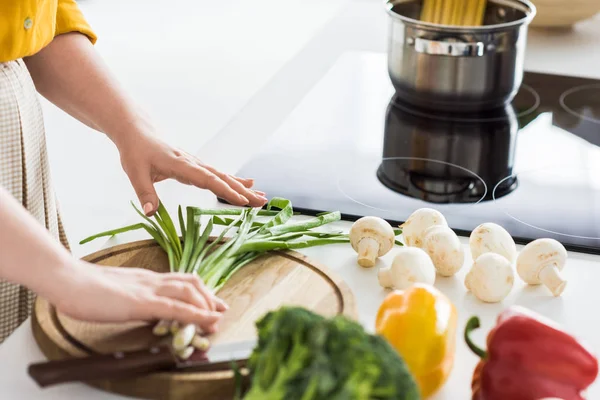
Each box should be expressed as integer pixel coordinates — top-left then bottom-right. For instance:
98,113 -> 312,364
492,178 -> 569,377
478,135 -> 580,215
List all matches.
232,51 -> 600,254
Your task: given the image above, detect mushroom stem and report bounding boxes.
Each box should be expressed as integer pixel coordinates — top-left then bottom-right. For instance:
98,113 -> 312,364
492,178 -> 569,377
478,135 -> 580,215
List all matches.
464,272 -> 472,292
539,264 -> 567,296
378,267 -> 393,288
357,237 -> 380,268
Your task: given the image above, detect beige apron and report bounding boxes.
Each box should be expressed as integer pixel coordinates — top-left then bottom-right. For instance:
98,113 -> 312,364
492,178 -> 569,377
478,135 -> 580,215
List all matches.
0,59 -> 70,343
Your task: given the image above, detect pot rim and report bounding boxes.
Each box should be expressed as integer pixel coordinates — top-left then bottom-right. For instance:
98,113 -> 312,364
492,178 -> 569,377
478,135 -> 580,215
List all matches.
384,0 -> 537,33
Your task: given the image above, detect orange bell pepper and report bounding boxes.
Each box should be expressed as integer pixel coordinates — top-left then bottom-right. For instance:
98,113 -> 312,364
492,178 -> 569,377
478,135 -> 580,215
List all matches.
376,283 -> 457,398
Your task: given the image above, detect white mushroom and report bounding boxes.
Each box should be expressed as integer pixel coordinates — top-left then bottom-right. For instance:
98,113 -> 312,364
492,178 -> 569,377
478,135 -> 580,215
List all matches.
516,238 -> 567,297
422,225 -> 465,277
378,247 -> 436,290
469,222 -> 517,263
465,253 -> 514,303
401,208 -> 448,248
349,216 -> 395,268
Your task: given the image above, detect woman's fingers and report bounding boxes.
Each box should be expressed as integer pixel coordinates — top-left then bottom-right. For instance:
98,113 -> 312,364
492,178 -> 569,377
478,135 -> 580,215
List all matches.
147,298 -> 222,332
234,176 -> 254,188
155,281 -> 211,312
214,297 -> 229,312
164,273 -> 218,312
175,163 -> 249,206
127,169 -> 160,216
123,269 -> 226,332
192,159 -> 266,206
201,166 -> 267,207
192,157 -> 266,203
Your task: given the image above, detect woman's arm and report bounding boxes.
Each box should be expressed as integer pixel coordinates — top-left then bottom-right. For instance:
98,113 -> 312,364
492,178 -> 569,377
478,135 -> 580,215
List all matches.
23,33 -> 267,216
0,186 -> 226,332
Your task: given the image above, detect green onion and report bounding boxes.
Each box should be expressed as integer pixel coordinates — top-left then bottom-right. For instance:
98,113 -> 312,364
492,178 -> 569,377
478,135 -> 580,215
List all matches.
80,197 -> 405,293
178,207 -> 200,273
191,208 -> 280,217
266,211 -> 341,236
156,202 -> 183,261
237,237 -> 350,254
257,198 -> 293,233
178,205 -> 186,239
212,215 -> 264,229
130,202 -> 172,254
79,222 -> 146,245
189,217 -> 213,274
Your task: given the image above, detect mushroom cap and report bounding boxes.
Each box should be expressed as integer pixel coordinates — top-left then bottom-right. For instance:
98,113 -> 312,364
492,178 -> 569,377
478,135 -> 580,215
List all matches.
384,247 -> 436,290
422,225 -> 465,277
401,208 -> 448,248
516,238 -> 567,284
469,222 -> 517,263
466,253 -> 514,303
349,216 -> 395,256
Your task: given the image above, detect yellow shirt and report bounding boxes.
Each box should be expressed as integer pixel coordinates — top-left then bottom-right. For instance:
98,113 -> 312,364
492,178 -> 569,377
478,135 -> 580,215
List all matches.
0,0 -> 97,63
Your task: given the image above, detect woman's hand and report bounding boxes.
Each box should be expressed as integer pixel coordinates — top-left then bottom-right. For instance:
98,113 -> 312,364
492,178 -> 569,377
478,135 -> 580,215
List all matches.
1,187 -> 229,333
23,33 -> 268,216
117,132 -> 268,216
54,262 -> 227,333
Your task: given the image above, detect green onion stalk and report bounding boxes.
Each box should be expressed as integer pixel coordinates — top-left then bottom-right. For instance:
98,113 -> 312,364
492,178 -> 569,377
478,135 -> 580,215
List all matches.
79,197 -> 404,354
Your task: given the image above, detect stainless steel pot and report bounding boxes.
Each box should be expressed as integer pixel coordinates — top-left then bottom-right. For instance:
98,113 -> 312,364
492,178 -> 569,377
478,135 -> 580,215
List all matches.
385,0 -> 536,112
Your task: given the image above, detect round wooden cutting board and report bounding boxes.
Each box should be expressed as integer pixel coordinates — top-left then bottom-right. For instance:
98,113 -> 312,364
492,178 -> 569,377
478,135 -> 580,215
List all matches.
31,239 -> 357,400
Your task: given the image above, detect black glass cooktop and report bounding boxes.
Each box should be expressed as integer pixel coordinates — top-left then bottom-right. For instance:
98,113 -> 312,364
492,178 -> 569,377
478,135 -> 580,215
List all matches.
233,52 -> 600,254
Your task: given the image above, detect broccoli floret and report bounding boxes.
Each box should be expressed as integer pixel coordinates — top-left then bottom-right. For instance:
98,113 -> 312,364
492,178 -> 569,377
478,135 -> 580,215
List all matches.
242,307 -> 421,400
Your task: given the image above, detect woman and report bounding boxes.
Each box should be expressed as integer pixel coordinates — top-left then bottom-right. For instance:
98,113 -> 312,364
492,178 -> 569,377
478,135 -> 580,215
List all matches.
0,1 -> 267,343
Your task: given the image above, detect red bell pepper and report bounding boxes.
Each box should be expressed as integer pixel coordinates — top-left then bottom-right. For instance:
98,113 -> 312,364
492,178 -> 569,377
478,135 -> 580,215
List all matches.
464,306 -> 598,400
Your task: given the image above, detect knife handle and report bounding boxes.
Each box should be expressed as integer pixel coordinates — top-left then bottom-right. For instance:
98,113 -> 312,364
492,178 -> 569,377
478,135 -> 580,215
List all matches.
28,345 -> 176,388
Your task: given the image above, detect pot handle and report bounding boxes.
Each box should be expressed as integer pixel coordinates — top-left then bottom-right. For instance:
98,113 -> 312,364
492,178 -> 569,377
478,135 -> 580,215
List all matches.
409,37 -> 486,57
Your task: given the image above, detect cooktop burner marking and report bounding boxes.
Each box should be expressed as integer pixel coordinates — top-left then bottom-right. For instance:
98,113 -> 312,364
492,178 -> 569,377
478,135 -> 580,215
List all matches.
493,167 -> 600,240
391,84 -> 540,123
337,157 -> 488,213
559,84 -> 600,125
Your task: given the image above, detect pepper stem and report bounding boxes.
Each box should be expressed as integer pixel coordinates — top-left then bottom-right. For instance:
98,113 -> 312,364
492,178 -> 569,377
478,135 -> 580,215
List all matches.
464,316 -> 488,359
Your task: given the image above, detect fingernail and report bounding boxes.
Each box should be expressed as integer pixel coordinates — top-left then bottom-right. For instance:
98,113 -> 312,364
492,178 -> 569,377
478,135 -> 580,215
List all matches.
239,195 -> 249,204
217,297 -> 229,310
143,202 -> 153,215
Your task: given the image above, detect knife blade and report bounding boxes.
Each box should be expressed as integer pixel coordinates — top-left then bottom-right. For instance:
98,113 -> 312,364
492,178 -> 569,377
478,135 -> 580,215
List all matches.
28,337 -> 257,388
177,338 -> 255,371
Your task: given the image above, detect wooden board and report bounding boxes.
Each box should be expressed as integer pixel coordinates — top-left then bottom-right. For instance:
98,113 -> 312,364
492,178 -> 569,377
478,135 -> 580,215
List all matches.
31,239 -> 357,400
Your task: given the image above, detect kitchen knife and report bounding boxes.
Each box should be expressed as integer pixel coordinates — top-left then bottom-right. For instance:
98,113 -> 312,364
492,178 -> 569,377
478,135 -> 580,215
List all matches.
28,338 -> 256,388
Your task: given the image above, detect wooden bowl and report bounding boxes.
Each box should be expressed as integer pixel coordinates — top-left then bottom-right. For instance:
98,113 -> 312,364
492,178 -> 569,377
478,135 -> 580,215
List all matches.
529,0 -> 600,27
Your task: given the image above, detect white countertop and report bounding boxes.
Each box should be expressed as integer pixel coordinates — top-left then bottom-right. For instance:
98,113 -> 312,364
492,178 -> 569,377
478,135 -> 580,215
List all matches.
2,1 -> 600,399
